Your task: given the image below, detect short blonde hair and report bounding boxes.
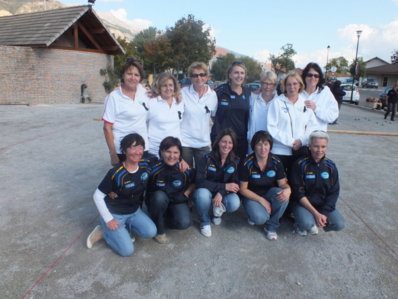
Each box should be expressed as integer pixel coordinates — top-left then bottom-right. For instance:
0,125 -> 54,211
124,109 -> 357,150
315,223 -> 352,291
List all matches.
281,71 -> 304,95
188,62 -> 209,77
152,72 -> 181,102
259,70 -> 277,84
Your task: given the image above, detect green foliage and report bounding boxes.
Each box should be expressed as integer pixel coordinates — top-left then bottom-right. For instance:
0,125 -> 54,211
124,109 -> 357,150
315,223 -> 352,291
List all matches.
210,53 -> 262,82
326,56 -> 349,74
166,14 -> 215,75
143,35 -> 173,73
349,57 -> 366,79
270,43 -> 296,75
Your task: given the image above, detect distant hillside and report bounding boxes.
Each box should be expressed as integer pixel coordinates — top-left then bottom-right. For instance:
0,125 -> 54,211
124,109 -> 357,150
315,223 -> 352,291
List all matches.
0,0 -> 136,41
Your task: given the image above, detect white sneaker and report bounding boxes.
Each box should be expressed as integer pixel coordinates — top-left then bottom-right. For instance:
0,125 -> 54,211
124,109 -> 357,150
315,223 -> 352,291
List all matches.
213,203 -> 226,217
212,217 -> 222,225
86,225 -> 103,249
264,228 -> 278,241
247,218 -> 255,226
293,225 -> 307,236
200,225 -> 212,237
309,225 -> 319,235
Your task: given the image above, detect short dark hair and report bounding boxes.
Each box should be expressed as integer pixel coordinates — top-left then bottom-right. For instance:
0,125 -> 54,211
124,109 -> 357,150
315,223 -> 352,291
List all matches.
211,128 -> 238,161
119,57 -> 145,83
250,130 -> 273,151
120,133 -> 145,154
302,62 -> 325,91
159,136 -> 182,159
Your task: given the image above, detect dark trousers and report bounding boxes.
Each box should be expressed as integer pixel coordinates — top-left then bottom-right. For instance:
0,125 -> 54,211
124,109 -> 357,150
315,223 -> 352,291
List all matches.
384,102 -> 396,120
147,191 -> 191,234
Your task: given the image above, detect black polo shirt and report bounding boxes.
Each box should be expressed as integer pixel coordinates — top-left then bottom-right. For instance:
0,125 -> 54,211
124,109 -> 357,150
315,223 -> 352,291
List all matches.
239,153 -> 286,196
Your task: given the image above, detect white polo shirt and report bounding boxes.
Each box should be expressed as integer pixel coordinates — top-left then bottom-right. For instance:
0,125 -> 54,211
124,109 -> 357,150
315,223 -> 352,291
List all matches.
102,85 -> 149,153
147,96 -> 184,157
247,92 -> 276,152
180,85 -> 218,148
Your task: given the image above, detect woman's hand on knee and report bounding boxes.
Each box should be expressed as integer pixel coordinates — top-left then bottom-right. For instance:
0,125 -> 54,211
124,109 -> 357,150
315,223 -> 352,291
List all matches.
212,192 -> 223,207
106,219 -> 120,230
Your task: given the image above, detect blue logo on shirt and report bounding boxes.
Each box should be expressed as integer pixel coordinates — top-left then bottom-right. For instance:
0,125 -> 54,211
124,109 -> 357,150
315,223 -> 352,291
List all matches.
226,166 -> 235,174
267,170 -> 276,177
306,174 -> 316,179
141,172 -> 148,181
251,174 -> 261,179
230,95 -> 236,99
125,182 -> 135,188
156,181 -> 166,187
321,172 -> 329,179
172,180 -> 182,187
220,102 -> 229,106
208,166 -> 216,172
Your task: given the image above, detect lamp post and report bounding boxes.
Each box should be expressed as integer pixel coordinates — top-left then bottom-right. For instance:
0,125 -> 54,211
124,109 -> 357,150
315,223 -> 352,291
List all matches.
351,30 -> 362,103
326,45 -> 330,80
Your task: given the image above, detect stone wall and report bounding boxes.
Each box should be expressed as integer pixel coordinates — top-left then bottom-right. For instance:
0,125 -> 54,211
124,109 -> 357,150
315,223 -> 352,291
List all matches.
0,46 -> 112,105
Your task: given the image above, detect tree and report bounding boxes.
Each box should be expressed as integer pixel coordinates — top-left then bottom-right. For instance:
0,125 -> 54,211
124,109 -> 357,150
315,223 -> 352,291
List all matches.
240,56 -> 262,82
166,14 -> 216,75
326,56 -> 349,74
391,49 -> 398,64
270,43 -> 296,75
143,35 -> 174,74
132,27 -> 158,61
349,57 -> 366,79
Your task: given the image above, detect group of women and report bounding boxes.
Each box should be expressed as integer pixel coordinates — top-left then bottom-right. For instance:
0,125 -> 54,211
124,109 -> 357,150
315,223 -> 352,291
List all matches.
87,57 -> 339,256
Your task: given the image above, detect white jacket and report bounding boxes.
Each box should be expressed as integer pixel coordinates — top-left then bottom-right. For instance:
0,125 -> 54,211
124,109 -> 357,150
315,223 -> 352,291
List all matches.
302,86 -> 339,131
267,94 -> 317,156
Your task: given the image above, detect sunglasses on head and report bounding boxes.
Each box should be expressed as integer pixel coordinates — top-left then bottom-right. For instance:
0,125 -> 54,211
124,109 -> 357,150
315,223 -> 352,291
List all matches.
191,73 -> 207,78
306,73 -> 320,78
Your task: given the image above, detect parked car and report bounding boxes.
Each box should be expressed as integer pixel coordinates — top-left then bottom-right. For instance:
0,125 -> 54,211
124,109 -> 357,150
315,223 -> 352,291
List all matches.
245,82 -> 261,92
341,84 -> 360,105
339,77 -> 359,86
379,86 -> 392,109
361,78 -> 378,89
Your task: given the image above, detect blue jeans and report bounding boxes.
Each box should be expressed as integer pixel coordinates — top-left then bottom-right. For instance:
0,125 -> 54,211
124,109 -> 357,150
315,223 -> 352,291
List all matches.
292,204 -> 345,232
243,187 -> 288,232
99,207 -> 157,257
194,188 -> 240,226
147,190 -> 192,234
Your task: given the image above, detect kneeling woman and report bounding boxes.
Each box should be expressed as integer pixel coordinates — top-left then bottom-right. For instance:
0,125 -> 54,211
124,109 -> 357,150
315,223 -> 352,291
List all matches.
147,137 -> 195,244
239,131 -> 291,240
88,133 -> 157,257
194,128 -> 241,237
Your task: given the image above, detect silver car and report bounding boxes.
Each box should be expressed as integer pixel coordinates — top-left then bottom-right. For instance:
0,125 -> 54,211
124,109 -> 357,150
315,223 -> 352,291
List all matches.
341,84 -> 360,105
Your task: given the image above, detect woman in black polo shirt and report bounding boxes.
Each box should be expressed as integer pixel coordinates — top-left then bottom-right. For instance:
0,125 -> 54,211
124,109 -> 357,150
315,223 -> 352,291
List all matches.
239,131 -> 291,241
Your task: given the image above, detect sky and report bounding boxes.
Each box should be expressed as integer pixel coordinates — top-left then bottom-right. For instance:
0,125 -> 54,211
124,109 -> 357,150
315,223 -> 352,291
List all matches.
60,0 -> 398,68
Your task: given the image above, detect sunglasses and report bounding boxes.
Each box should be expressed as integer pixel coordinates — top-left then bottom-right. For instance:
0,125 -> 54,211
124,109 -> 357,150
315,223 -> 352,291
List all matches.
306,73 -> 320,78
231,61 -> 245,67
191,73 -> 207,78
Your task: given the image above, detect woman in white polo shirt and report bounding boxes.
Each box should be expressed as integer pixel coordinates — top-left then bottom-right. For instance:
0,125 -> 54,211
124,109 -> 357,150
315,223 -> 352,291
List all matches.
102,57 -> 150,166
180,62 -> 218,167
147,73 -> 184,157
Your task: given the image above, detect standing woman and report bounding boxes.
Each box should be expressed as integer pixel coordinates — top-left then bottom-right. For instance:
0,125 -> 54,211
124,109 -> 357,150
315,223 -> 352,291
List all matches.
180,62 -> 218,167
102,57 -> 150,165
146,137 -> 195,244
147,73 -> 184,158
194,128 -> 241,237
247,70 -> 278,154
301,62 -> 339,131
239,131 -> 291,240
86,133 -> 157,256
211,61 -> 251,160
267,72 -> 317,174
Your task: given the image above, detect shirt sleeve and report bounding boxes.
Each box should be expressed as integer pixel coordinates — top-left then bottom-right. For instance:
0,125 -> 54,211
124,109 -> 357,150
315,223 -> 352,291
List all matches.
319,166 -> 340,213
238,160 -> 250,183
289,159 -> 306,202
102,93 -> 117,124
314,87 -> 339,123
93,188 -> 113,223
300,109 -> 318,146
195,156 -> 225,195
267,99 -> 295,147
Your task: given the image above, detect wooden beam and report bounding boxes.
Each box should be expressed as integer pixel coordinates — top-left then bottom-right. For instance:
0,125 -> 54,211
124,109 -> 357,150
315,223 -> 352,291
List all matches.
77,22 -> 102,51
49,46 -> 105,54
103,46 -> 118,52
91,28 -> 106,34
328,130 -> 398,137
73,23 -> 78,49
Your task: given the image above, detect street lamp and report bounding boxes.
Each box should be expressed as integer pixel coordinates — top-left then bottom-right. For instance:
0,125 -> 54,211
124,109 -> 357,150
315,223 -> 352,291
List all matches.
351,30 -> 362,103
326,45 -> 330,79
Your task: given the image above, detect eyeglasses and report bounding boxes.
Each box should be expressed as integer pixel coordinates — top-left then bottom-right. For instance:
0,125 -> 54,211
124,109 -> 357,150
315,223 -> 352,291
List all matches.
261,82 -> 275,86
191,73 -> 207,78
231,61 -> 245,67
306,73 -> 320,78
